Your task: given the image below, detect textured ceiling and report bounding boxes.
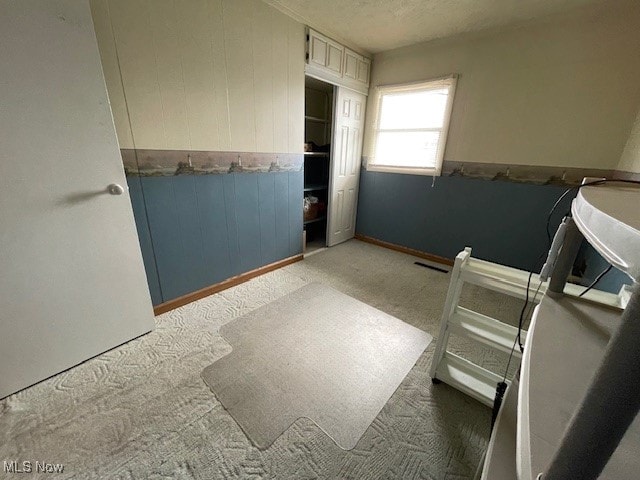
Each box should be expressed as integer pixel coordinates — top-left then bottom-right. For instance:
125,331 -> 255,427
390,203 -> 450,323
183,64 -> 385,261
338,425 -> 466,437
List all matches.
264,0 -> 604,54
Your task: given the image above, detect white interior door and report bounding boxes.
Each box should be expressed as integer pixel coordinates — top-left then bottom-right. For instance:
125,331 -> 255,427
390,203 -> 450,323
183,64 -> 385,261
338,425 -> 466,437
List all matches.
0,0 -> 155,399
327,87 -> 366,246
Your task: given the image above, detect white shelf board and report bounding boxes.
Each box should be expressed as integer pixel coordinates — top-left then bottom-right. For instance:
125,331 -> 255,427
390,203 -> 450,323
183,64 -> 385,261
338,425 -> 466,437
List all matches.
563,282 -> 624,308
461,258 -> 543,300
436,352 -> 506,407
449,306 -> 525,357
303,151 -> 329,157
517,294 -> 639,480
462,257 -> 623,309
304,115 -> 330,123
572,183 -> 640,282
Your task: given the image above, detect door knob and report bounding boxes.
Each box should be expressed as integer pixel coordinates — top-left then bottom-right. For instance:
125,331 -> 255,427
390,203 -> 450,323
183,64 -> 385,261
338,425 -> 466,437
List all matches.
107,183 -> 125,195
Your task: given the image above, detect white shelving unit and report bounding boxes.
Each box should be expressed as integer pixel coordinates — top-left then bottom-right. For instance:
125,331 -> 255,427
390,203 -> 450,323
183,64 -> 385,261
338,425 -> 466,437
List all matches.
430,248 -> 529,407
430,248 -> 622,408
482,181 -> 640,480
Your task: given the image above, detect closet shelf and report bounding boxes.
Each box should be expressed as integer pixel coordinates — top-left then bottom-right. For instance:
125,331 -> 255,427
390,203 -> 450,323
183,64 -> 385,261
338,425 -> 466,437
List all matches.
304,152 -> 329,157
304,215 -> 327,225
304,115 -> 330,123
304,184 -> 328,192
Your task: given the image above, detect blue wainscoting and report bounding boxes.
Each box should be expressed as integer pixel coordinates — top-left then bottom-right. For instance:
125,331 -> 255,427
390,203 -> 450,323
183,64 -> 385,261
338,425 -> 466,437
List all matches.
128,176 -> 162,305
127,171 -> 303,305
356,170 -> 631,294
357,171 -> 571,271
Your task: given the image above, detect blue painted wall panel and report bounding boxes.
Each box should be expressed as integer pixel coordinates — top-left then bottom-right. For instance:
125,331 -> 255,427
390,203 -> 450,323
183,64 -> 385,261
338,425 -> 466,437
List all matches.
126,177 -> 163,305
235,174 -> 263,273
131,170 -> 303,306
141,177 -> 192,301
194,175 -> 232,286
357,170 -> 633,294
274,173 -> 291,260
356,171 -> 570,271
223,174 -> 242,277
172,176 -> 211,294
258,174 -> 277,265
134,167 -> 630,307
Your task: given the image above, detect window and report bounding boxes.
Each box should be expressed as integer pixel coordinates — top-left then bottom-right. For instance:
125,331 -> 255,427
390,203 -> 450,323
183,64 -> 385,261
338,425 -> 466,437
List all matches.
368,75 -> 457,176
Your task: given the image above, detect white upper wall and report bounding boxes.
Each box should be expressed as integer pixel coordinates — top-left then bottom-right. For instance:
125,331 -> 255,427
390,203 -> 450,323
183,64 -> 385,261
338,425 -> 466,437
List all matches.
90,0 -> 304,153
363,2 -> 640,170
618,110 -> 640,173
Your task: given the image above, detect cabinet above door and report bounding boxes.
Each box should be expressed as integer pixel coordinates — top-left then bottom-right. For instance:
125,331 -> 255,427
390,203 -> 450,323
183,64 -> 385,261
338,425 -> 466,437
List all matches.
343,48 -> 371,85
306,28 -> 371,95
308,29 -> 344,77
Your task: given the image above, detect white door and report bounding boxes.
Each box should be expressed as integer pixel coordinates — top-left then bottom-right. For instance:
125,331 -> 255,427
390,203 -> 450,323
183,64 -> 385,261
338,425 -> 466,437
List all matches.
0,0 -> 155,399
327,87 -> 366,246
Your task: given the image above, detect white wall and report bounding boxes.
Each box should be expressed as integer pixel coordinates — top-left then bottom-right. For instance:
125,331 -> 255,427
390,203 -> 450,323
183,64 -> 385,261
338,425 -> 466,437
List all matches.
90,0 -> 304,153
617,109 -> 640,174
363,1 -> 640,170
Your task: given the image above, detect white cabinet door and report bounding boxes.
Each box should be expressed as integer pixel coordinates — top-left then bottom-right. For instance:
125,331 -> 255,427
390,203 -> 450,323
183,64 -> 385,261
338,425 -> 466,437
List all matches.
343,49 -> 360,81
308,30 -> 328,68
0,0 -> 155,399
327,88 -> 366,246
344,49 -> 370,87
307,29 -> 344,78
357,57 -> 371,85
306,30 -> 371,95
326,41 -> 344,75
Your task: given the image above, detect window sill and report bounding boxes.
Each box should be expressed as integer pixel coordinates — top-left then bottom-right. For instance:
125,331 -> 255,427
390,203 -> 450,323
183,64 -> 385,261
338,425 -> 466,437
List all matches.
366,164 -> 440,176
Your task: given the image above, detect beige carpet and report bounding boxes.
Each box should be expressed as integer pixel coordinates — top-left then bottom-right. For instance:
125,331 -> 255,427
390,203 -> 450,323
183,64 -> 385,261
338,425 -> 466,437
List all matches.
0,239 -> 526,479
202,282 -> 432,450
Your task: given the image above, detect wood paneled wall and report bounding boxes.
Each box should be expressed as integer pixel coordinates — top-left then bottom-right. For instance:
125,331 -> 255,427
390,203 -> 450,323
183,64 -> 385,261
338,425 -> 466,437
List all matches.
90,0 -> 304,153
128,172 -> 303,305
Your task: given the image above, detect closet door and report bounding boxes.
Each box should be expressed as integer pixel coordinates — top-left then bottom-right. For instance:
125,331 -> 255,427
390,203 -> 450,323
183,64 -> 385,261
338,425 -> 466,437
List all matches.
0,0 -> 154,398
327,87 -> 366,246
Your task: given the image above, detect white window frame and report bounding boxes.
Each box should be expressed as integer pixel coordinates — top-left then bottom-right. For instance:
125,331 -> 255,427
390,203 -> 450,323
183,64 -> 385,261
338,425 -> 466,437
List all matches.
368,74 -> 458,176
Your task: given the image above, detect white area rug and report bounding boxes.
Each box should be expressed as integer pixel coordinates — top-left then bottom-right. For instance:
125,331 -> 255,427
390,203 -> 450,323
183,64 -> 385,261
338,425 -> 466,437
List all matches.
202,283 -> 432,449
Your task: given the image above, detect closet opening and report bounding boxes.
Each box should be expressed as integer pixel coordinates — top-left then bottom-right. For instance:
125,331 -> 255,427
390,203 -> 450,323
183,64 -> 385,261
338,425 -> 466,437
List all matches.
303,76 -> 334,254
